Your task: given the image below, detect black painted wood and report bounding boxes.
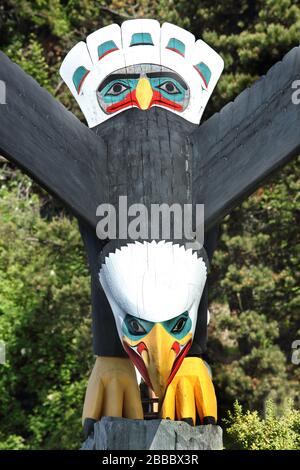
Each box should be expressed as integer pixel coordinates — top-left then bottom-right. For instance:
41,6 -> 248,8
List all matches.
1,47 -> 299,235
0,51 -> 108,228
93,107 -> 196,213
191,45 -> 300,231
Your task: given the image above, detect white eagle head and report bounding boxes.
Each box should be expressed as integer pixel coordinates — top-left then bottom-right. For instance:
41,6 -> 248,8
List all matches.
99,240 -> 207,399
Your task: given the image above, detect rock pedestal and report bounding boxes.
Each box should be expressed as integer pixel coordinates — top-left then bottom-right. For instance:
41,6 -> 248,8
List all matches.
81,417 -> 223,450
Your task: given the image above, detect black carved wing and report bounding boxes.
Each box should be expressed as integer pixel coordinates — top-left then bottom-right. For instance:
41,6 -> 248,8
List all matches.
191,45 -> 300,231
0,52 -> 108,228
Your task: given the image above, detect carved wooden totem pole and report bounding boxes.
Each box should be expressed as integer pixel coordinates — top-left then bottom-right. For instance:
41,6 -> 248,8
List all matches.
0,19 -> 299,439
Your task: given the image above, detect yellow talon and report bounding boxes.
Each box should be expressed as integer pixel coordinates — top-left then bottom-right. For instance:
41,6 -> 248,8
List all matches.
161,357 -> 217,425
82,356 -> 143,426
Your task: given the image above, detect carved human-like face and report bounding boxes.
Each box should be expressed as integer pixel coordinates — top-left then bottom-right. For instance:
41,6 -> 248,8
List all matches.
60,20 -> 224,127
96,64 -> 190,115
121,311 -> 193,400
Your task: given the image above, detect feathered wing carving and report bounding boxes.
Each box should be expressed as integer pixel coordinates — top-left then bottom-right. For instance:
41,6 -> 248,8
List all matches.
191,45 -> 300,231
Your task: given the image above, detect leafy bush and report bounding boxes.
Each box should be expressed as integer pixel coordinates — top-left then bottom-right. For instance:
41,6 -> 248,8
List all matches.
225,400 -> 300,450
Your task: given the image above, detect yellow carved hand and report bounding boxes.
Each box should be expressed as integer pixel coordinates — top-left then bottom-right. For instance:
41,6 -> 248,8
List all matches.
161,357 -> 217,425
82,356 -> 143,435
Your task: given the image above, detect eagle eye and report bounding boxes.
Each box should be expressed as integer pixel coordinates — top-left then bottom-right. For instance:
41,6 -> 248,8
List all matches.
128,318 -> 146,335
171,317 -> 187,333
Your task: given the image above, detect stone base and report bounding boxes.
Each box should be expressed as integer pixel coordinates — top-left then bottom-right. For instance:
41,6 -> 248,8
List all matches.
81,417 -> 223,450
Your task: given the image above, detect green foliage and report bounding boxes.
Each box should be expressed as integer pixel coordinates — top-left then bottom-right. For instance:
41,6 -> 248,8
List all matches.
0,0 -> 299,449
0,434 -> 28,450
210,307 -> 289,412
5,34 -> 51,90
209,158 -> 299,416
225,400 -> 300,450
0,173 -> 92,449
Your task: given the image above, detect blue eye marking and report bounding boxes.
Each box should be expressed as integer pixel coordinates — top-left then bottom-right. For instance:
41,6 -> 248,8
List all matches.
122,312 -> 192,341
162,311 -> 192,339
99,79 -> 133,105
149,76 -> 186,102
122,314 -> 154,340
98,77 -> 146,105
105,82 -> 130,96
97,69 -> 189,109
157,81 -> 181,94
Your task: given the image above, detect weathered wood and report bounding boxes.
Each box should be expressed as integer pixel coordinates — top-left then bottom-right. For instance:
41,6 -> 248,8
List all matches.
93,107 -> 196,211
0,52 -> 108,228
192,45 -> 300,231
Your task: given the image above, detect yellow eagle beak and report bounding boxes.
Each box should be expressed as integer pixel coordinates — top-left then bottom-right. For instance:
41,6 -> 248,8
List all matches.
140,324 -> 176,400
123,324 -> 192,404
135,77 -> 153,110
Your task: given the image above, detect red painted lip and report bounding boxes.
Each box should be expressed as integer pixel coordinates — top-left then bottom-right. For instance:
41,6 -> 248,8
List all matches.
150,90 -> 183,111
106,93 -> 133,113
123,341 -> 153,390
167,339 -> 192,386
106,90 -> 183,114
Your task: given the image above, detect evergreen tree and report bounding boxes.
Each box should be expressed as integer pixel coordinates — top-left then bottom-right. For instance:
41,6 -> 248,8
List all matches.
0,0 -> 299,448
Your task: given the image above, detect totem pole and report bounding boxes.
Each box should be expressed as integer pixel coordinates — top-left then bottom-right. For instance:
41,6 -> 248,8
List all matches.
59,19 -> 224,433
0,19 -> 299,440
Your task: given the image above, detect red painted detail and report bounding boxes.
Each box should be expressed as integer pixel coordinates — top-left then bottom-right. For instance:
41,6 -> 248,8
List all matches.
98,48 -> 119,60
171,341 -> 180,355
166,47 -> 185,57
167,339 -> 192,386
193,66 -> 208,88
150,90 -> 183,111
106,92 -> 133,113
137,342 -> 147,356
106,89 -> 183,114
123,341 -> 153,389
77,71 -> 90,94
